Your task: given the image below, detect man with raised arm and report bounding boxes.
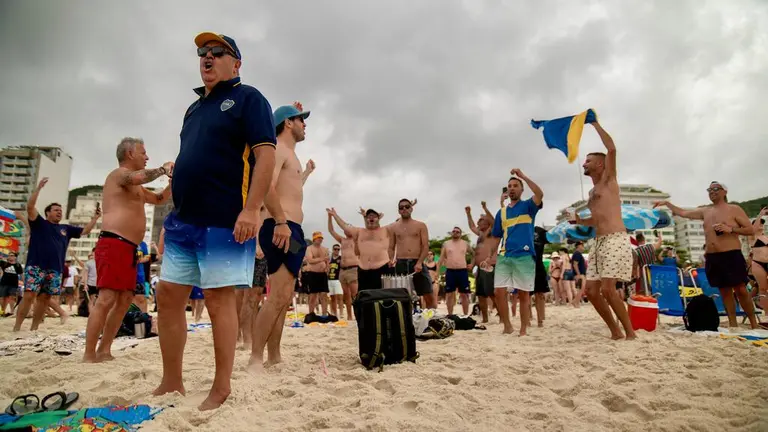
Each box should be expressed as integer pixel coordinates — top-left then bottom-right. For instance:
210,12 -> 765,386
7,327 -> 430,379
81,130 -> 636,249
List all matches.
247,101 -> 311,374
573,122 -> 636,340
329,208 -> 392,291
328,210 -> 359,320
84,138 -> 173,363
466,203 -> 495,323
388,199 -> 434,308
654,182 -> 757,328
485,169 -> 543,336
14,178 -> 100,332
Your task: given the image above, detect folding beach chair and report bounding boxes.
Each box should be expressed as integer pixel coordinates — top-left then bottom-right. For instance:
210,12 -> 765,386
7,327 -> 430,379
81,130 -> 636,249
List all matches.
692,268 -> 762,323
644,264 -> 687,319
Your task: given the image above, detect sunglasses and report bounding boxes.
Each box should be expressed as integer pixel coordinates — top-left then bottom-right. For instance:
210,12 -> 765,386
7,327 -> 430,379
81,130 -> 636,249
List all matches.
707,187 -> 723,193
333,248 -> 340,251
197,46 -> 235,58
399,205 -> 411,210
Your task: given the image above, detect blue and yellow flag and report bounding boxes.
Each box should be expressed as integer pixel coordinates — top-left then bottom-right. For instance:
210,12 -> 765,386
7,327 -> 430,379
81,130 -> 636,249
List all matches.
531,109 -> 598,163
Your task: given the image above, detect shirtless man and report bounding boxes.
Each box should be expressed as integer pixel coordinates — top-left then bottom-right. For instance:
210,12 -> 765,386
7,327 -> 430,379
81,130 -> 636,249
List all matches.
438,227 -> 472,315
573,122 -> 636,340
329,208 -> 392,291
328,211 -> 359,320
248,101 -> 310,373
655,182 -> 758,328
388,199 -> 434,307
84,137 -> 172,362
304,232 -> 330,316
466,203 -> 496,322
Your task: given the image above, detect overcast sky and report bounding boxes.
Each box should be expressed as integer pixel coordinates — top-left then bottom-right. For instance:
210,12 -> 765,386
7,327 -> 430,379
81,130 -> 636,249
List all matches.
1,0 -> 766,239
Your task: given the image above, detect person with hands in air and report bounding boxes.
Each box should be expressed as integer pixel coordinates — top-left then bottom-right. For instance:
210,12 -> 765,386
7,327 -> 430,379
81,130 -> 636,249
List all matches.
327,208 -> 360,320
654,181 -> 758,328
248,99 -> 312,375
466,202 -> 496,322
14,177 -> 101,332
485,168 -> 543,336
152,33 -> 277,411
331,207 -> 392,291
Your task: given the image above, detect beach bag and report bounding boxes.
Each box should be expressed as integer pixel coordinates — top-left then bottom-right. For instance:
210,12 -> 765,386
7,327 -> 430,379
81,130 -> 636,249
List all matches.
418,318 -> 455,340
354,288 -> 419,371
683,294 -> 719,332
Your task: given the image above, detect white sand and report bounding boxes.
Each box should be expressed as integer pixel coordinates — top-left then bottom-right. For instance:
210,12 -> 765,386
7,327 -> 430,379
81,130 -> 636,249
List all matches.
1,304 -> 767,432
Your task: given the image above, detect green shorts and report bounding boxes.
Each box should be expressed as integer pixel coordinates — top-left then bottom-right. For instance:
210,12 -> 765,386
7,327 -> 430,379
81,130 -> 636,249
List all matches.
494,255 -> 535,292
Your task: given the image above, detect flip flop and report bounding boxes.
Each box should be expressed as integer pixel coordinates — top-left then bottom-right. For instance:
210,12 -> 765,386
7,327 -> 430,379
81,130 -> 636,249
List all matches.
40,391 -> 79,412
4,394 -> 40,415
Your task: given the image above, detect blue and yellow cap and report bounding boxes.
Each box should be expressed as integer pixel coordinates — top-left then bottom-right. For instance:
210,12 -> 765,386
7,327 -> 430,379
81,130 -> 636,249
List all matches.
194,32 -> 242,60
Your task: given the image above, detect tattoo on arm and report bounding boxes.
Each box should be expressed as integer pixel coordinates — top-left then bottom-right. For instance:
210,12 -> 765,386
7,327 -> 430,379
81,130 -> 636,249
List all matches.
119,168 -> 166,187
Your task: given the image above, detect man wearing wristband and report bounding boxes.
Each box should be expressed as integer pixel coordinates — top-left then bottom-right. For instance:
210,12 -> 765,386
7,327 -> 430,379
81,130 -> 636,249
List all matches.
152,33 -> 277,411
248,101 -> 311,374
84,137 -> 172,363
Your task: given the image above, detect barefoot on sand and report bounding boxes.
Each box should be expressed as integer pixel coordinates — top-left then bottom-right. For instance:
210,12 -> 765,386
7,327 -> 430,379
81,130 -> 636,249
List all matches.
246,356 -> 265,374
198,388 -> 230,411
152,383 -> 186,397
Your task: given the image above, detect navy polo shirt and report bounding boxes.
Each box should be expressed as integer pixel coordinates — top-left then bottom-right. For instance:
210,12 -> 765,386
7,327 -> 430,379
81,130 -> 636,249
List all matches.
173,77 -> 276,228
26,216 -> 83,272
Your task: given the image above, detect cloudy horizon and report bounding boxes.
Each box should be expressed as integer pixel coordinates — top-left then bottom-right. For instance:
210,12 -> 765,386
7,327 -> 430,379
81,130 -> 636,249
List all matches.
1,0 -> 766,239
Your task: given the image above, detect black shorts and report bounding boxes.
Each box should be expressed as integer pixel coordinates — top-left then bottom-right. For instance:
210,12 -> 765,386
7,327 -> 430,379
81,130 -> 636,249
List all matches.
295,276 -> 308,294
252,257 -> 268,287
0,284 -> 17,298
305,271 -> 329,294
534,261 -> 550,293
445,269 -> 470,294
705,250 -> 749,288
259,219 -> 307,277
87,285 -> 98,296
394,259 -> 432,295
64,285 -> 75,295
475,269 -> 494,297
358,265 -> 389,291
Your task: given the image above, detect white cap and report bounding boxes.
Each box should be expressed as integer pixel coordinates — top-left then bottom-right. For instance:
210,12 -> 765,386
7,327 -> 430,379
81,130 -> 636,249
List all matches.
710,181 -> 728,192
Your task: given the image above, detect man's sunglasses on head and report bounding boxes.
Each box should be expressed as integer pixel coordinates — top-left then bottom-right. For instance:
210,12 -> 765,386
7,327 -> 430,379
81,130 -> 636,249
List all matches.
197,46 -> 236,58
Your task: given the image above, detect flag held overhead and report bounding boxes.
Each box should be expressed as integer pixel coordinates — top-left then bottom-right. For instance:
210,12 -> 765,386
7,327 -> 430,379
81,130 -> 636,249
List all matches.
531,109 -> 598,163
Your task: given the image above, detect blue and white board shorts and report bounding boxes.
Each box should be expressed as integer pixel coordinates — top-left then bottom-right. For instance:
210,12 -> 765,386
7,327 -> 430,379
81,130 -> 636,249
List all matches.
160,212 -> 256,289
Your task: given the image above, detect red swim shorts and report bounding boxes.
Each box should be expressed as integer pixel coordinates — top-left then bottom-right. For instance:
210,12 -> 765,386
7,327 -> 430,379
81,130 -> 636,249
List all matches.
95,232 -> 138,292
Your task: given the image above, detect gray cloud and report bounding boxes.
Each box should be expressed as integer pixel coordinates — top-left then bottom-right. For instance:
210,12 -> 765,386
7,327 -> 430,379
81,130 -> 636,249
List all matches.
1,0 -> 766,239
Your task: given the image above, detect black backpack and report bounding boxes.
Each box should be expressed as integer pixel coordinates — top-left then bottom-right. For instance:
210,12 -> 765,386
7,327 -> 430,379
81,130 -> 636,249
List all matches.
446,314 -> 478,331
353,288 -> 419,371
683,294 -> 720,332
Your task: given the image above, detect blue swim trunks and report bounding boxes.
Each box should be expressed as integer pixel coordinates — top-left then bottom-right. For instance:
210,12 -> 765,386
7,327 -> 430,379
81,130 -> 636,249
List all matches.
160,211 -> 256,289
259,218 -> 307,277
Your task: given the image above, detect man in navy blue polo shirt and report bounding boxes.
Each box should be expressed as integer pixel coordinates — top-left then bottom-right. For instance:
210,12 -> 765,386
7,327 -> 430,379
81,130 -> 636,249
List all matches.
153,32 -> 278,411
13,177 -> 101,332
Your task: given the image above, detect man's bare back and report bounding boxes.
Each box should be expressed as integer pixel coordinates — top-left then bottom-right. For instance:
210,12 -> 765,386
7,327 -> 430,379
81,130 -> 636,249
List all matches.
262,144 -> 304,224
102,167 -> 150,244
356,227 -> 390,270
389,219 -> 427,259
702,204 -> 745,253
587,180 -> 624,236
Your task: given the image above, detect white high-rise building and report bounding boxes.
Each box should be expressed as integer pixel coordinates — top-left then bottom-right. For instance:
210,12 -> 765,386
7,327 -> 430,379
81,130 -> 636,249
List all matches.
673,215 -> 706,263
0,146 -> 73,260
555,184 -> 676,243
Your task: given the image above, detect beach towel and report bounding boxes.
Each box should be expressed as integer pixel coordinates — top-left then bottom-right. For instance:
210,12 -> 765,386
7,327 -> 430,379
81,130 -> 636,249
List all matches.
668,326 -> 768,347
0,404 -> 162,431
531,109 -> 597,163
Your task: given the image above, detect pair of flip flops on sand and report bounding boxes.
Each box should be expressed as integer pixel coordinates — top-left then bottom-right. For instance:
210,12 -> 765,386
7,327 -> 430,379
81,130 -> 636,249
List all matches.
4,391 -> 79,416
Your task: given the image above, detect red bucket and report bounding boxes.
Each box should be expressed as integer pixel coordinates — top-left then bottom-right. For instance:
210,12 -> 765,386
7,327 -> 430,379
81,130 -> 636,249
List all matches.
628,295 -> 658,332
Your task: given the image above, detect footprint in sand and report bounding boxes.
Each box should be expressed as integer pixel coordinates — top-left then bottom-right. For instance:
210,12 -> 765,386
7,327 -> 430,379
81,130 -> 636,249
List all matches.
600,396 -> 653,420
300,376 -> 317,385
556,397 -> 575,409
373,379 -> 396,395
402,401 -> 419,411
273,389 -> 296,398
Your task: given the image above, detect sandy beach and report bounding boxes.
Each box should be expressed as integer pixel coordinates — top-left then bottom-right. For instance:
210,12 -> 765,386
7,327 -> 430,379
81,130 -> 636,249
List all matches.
1,304 -> 766,432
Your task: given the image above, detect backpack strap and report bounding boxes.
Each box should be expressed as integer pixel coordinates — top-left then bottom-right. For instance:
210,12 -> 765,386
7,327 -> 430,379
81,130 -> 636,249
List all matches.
370,302 -> 385,370
395,302 -> 408,360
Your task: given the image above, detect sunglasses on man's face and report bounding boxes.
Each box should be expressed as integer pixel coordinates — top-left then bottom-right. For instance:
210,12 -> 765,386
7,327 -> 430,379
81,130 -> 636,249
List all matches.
399,205 -> 411,210
707,187 -> 723,193
197,46 -> 235,58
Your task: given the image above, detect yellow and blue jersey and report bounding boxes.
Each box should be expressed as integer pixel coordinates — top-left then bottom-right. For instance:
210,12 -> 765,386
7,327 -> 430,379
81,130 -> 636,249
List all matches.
492,199 -> 541,258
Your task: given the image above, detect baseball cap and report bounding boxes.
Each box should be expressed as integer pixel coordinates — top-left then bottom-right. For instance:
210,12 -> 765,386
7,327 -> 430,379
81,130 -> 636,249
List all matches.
312,231 -> 324,241
709,181 -> 728,192
194,32 -> 242,60
365,209 -> 380,218
273,105 -> 311,127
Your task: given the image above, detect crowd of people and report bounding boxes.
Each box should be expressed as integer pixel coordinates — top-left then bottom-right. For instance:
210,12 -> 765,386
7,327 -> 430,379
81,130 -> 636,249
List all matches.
2,31 -> 766,413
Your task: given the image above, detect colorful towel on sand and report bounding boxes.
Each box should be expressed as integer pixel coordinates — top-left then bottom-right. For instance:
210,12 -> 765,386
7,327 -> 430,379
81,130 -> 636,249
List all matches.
531,109 -> 598,163
668,326 -> 768,347
187,323 -> 212,332
0,404 -> 161,431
